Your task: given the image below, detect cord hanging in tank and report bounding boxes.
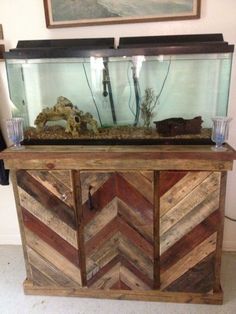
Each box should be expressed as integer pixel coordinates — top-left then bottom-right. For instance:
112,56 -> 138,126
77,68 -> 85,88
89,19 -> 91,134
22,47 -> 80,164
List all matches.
131,56 -> 144,126
103,58 -> 117,124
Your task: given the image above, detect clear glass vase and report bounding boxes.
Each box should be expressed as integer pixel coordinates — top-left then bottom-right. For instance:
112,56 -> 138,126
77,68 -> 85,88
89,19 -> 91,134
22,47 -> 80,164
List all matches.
211,116 -> 232,151
6,117 -> 24,150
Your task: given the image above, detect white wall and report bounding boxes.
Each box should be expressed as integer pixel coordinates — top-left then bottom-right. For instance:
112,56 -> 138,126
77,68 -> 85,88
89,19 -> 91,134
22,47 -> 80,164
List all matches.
0,0 -> 236,249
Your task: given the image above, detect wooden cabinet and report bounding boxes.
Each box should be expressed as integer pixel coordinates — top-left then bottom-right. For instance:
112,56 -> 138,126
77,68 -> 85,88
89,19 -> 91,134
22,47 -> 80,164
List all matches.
81,171 -> 154,290
1,145 -> 235,304
16,169 -> 82,288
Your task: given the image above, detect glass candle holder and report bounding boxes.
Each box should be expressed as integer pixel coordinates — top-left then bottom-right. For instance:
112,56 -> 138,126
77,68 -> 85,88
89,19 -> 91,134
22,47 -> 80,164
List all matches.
6,117 -> 24,150
211,116 -> 232,151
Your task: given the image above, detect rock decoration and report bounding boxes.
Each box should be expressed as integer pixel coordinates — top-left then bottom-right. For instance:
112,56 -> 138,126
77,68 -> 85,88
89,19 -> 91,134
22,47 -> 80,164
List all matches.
34,96 -> 98,136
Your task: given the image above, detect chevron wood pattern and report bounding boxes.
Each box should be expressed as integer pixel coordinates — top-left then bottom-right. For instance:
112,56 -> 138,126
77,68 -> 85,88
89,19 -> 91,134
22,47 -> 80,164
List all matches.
14,168 -> 224,296
16,170 -> 82,288
81,171 -> 154,290
159,171 -> 221,293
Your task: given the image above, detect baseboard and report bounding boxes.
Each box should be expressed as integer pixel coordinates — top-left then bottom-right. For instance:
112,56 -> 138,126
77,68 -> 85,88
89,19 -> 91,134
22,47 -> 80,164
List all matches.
223,241 -> 236,252
0,235 -> 22,245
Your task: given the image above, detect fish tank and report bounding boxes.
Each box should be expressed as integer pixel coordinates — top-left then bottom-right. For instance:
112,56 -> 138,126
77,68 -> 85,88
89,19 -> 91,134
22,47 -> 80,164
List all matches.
3,34 -> 234,145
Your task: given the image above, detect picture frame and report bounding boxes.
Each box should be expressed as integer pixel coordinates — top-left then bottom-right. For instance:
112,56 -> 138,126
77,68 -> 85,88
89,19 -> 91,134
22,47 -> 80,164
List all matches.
43,0 -> 201,28
0,24 -> 3,39
0,25 -> 4,60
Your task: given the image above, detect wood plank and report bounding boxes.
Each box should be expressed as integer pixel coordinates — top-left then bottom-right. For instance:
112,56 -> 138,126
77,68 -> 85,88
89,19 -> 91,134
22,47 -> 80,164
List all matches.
213,172 -> 227,292
117,199 -> 153,243
89,261 -> 120,289
16,170 -> 76,229
116,173 -> 153,223
28,247 -> 80,287
4,158 -> 233,171
119,234 -> 153,281
110,280 -> 131,290
87,255 -> 121,287
120,265 -> 151,291
2,144 -> 236,161
165,253 -> 215,293
159,171 -> 188,197
27,170 -> 73,207
23,278 -> 224,304
160,233 -> 217,290
153,171 -> 160,289
160,171 -> 212,216
85,217 -> 119,255
51,170 -> 72,190
18,187 -> 78,248
119,171 -> 153,203
71,170 -> 87,286
119,255 -> 153,288
160,172 -> 221,235
84,198 -> 117,242
30,265 -> 56,287
85,215 -> 153,258
160,189 -> 220,254
82,174 -> 116,223
86,233 -> 120,280
80,172 -> 112,204
117,218 -> 153,258
22,208 -> 80,266
160,210 -> 220,273
140,171 -> 154,182
25,228 -> 82,285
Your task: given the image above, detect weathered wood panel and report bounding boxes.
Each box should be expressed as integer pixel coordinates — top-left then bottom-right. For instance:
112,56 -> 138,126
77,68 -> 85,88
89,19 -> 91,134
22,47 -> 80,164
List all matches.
82,171 -> 154,291
16,170 -> 82,288
4,158 -> 233,171
159,171 -> 221,293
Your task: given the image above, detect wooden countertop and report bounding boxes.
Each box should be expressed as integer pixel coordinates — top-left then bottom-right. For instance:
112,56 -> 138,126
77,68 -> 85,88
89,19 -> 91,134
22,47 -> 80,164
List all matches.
1,144 -> 236,161
1,144 -> 235,171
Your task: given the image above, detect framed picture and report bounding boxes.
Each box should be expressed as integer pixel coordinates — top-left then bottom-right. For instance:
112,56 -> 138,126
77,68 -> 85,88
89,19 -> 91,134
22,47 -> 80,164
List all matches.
43,0 -> 201,28
0,24 -> 3,39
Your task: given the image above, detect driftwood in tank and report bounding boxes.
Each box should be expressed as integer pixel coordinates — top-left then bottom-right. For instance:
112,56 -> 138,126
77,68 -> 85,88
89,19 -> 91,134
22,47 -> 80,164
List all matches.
34,96 -> 99,136
154,116 -> 203,137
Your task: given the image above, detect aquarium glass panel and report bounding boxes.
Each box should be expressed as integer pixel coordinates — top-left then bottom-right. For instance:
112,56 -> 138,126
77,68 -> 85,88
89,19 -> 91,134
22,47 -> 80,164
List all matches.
5,52 -> 233,143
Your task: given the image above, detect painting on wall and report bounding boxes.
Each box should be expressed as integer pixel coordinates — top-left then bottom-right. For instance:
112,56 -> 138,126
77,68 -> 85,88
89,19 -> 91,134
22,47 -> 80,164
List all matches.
43,0 -> 201,28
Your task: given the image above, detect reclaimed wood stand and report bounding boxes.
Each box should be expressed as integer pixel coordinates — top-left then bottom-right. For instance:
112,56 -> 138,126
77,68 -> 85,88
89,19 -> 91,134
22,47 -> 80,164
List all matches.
1,144 -> 236,305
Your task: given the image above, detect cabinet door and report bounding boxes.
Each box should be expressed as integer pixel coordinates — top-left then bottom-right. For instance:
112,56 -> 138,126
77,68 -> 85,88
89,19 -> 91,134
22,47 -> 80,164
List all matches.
16,170 -> 82,288
159,170 -> 221,293
80,171 -> 154,290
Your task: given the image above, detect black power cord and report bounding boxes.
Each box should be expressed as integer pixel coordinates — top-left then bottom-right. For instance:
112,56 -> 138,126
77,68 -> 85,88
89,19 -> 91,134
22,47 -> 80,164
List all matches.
225,215 -> 236,222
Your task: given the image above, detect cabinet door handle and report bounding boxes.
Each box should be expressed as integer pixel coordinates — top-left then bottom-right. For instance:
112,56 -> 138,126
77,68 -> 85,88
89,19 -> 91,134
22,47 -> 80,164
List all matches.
88,185 -> 95,211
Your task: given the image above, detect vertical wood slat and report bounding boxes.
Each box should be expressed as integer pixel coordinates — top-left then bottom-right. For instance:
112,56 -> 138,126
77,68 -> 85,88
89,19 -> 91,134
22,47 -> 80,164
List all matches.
213,171 -> 227,292
153,171 -> 160,289
72,170 -> 87,286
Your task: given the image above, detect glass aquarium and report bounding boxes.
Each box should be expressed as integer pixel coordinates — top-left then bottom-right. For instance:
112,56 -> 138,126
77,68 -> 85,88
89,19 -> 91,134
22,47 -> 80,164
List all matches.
4,34 -> 234,144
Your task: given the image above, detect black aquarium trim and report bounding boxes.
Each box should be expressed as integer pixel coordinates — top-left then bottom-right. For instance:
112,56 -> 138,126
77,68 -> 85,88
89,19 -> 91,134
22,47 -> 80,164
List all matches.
23,138 -> 213,146
4,34 -> 234,59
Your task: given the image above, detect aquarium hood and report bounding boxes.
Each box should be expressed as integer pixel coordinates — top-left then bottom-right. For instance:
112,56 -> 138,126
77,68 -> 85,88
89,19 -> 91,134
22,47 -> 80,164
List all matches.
4,33 -> 234,59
